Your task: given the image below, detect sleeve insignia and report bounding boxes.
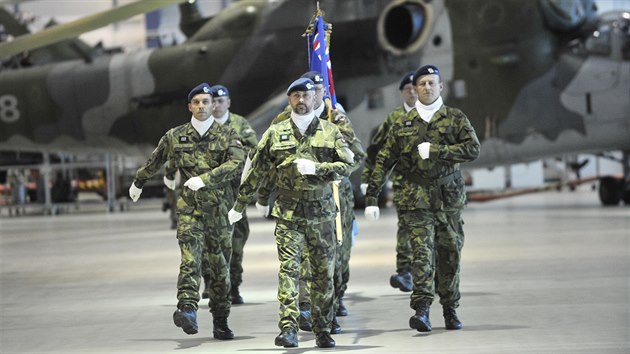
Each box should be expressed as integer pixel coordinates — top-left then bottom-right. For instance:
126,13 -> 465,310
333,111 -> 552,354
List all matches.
280,134 -> 289,141
179,136 -> 188,142
334,114 -> 346,123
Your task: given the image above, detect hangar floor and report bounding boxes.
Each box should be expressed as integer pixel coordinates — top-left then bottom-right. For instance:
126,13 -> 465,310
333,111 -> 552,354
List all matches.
1,186 -> 629,353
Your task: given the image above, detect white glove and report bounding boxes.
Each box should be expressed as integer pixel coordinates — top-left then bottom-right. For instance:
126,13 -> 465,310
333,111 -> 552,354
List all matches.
364,206 -> 380,221
183,176 -> 205,191
228,208 -> 243,224
128,183 -> 142,202
360,183 -> 368,195
417,142 -> 430,160
163,176 -> 176,190
294,158 -> 317,175
255,202 -> 270,217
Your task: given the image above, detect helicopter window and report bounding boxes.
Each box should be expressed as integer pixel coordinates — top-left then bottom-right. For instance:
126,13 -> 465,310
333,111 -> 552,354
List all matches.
585,23 -> 611,56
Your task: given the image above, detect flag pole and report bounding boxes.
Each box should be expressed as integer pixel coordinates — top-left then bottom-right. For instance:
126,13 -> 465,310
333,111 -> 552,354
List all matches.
304,6 -> 343,246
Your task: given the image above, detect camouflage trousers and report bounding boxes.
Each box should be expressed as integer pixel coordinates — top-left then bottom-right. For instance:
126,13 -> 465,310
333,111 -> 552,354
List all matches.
299,180 -> 356,311
333,182 -> 356,308
399,208 -> 465,309
275,218 -> 336,333
394,206 -> 413,274
176,209 -> 233,317
202,211 -> 249,288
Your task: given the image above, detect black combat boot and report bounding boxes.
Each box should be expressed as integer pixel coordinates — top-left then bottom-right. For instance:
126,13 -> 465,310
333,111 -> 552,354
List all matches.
231,285 -> 244,304
390,272 -> 412,292
212,316 -> 234,339
201,275 -> 210,299
173,304 -> 198,335
298,303 -> 312,331
409,306 -> 432,332
315,331 -> 336,348
336,298 -> 348,317
330,316 -> 341,334
274,328 -> 298,348
443,306 -> 463,330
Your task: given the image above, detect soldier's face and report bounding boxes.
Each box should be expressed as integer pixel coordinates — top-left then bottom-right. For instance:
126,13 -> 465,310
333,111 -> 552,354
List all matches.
188,94 -> 213,121
415,74 -> 443,105
289,90 -> 315,115
313,84 -> 325,109
401,83 -> 418,107
212,96 -> 231,118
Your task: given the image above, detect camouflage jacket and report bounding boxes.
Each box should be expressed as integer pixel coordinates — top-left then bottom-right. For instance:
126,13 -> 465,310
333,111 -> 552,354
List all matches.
224,112 -> 257,192
257,108 -> 365,203
365,104 -> 480,211
226,112 -> 258,157
234,116 -> 354,223
361,105 -> 407,186
134,121 -> 244,214
165,113 -> 256,187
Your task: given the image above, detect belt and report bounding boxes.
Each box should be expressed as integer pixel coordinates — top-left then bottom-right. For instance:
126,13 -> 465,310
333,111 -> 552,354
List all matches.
404,170 -> 461,186
278,185 -> 333,200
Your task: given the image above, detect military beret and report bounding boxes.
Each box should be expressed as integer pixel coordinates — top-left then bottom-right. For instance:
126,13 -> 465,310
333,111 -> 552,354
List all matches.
413,65 -> 441,84
188,82 -> 212,102
286,78 -> 315,95
300,71 -> 325,84
398,71 -> 415,90
210,85 -> 229,97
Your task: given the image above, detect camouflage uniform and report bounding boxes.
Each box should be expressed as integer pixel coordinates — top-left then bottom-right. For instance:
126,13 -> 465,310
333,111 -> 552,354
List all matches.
267,109 -> 366,316
365,104 -> 480,310
201,112 -> 258,297
133,121 -> 244,317
233,117 -> 354,334
362,106 -> 412,277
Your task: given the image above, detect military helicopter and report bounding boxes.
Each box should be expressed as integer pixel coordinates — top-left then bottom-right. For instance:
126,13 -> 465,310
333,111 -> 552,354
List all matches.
0,0 -> 628,206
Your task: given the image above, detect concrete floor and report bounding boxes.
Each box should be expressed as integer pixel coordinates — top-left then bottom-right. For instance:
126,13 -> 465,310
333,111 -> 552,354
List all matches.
1,186 -> 629,353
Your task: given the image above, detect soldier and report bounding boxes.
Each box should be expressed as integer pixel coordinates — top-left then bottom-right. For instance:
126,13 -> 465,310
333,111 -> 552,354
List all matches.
364,65 -> 480,333
257,71 -> 365,334
228,78 -> 354,348
129,82 -> 244,339
196,84 -> 258,304
361,72 -> 417,292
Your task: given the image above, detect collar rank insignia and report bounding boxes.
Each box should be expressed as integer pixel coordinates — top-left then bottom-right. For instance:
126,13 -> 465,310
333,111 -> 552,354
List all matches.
180,136 -> 188,142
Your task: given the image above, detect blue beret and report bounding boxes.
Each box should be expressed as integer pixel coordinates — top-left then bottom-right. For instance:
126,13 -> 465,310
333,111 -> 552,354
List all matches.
300,71 -> 325,84
188,82 -> 212,102
413,65 -> 440,84
286,78 -> 315,95
210,85 -> 229,97
398,71 -> 415,90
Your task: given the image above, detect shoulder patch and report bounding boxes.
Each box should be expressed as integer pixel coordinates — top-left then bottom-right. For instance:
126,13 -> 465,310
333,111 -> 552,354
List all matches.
404,120 -> 413,126
334,114 -> 346,123
179,136 -> 188,143
280,134 -> 290,141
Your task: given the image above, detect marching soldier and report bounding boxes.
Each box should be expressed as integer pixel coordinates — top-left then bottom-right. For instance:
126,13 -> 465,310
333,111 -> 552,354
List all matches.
228,78 -> 354,348
361,71 -> 417,292
259,71 -> 365,334
364,65 -> 480,333
197,84 -> 258,304
129,83 -> 244,339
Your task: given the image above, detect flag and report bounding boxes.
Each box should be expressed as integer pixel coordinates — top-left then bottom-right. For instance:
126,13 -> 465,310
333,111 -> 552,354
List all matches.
309,15 -> 338,108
